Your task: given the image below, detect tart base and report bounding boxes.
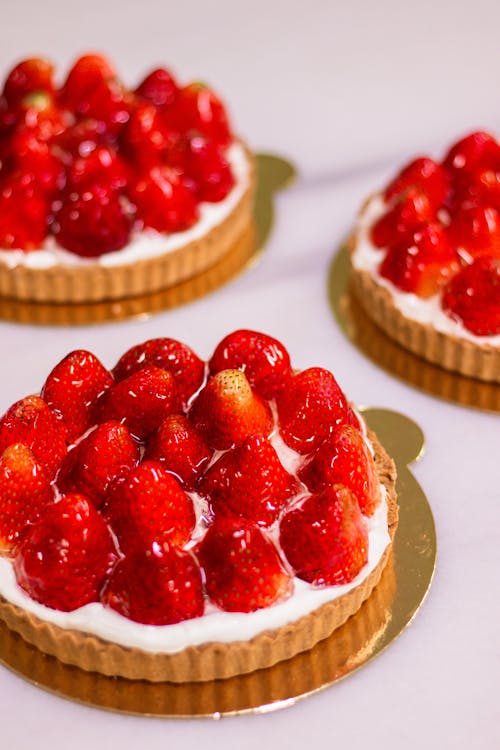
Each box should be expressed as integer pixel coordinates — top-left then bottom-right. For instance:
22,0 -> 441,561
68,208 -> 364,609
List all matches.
0,430 -> 398,684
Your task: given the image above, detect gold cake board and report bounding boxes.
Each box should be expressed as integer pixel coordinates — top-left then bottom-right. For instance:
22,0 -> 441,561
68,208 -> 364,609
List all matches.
0,408 -> 436,718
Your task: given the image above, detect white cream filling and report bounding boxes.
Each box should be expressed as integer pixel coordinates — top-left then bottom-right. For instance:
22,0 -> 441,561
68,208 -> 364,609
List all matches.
352,194 -> 500,347
0,142 -> 249,270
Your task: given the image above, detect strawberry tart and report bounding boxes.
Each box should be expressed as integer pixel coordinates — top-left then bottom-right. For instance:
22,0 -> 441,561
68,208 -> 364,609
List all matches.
350,131 -> 500,382
0,331 -> 397,682
0,55 -> 254,303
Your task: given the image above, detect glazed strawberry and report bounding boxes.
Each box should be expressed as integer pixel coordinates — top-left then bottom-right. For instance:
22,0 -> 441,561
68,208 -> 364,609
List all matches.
299,425 -> 381,517
17,91 -> 68,142
371,187 -> 434,248
41,350 -> 114,443
57,421 -> 139,508
0,395 -> 66,479
66,146 -> 129,192
443,131 -> 500,175
0,444 -> 54,553
53,185 -> 132,257
182,136 -> 235,202
54,118 -> 110,160
97,366 -> 178,440
175,83 -> 232,146
198,518 -> 291,612
442,256 -> 500,336
5,128 -> 65,196
0,176 -> 49,249
121,103 -> 178,166
113,337 -> 205,409
145,414 -> 212,489
447,205 -> 500,261
129,165 -> 198,232
380,222 -> 461,297
279,485 -> 368,585
105,460 -> 195,554
3,58 -> 54,105
189,369 -> 273,450
59,54 -> 116,113
199,434 -> 298,527
14,493 -> 118,612
346,405 -> 362,430
135,68 -> 179,109
103,545 -> 204,625
385,157 -> 450,209
277,368 -> 348,454
209,329 -> 292,400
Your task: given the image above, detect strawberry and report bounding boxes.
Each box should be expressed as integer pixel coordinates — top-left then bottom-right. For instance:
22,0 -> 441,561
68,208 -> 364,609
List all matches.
54,118 -> 110,161
279,485 -> 368,586
442,255 -> 500,336
0,444 -> 54,553
41,349 -> 114,443
209,329 -> 292,400
371,187 -> 434,248
448,205 -> 500,261
0,175 -> 49,250
66,146 -> 130,192
13,493 -> 118,612
145,414 -> 212,489
121,102 -> 179,167
0,395 -> 66,479
299,425 -> 381,517
5,127 -> 65,196
277,368 -> 348,454
182,136 -> 235,202
59,54 -> 116,113
189,369 -> 273,450
198,518 -> 291,612
379,222 -> 461,297
199,434 -> 298,526
175,83 -> 232,146
3,58 -> 55,105
16,91 -> 68,142
346,405 -> 362,430
53,185 -> 132,257
135,68 -> 179,109
112,337 -> 205,409
129,165 -> 199,233
57,421 -> 139,508
385,157 -> 450,209
105,460 -> 195,555
443,131 -> 500,175
103,545 -> 204,625
97,366 -> 179,440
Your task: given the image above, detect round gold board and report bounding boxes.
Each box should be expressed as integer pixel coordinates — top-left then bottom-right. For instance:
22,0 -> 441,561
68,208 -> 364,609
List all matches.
0,153 -> 295,326
0,408 -> 436,718
329,246 -> 500,413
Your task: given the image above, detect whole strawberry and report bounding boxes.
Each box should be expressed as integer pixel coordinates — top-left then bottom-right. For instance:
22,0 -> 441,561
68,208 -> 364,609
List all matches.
0,444 -> 54,553
3,57 -> 55,105
129,165 -> 199,233
279,485 -> 368,586
103,545 -> 204,625
384,157 -> 450,209
209,329 -> 292,400
145,414 -> 212,489
198,518 -> 291,612
105,460 -> 196,555
442,255 -> 500,336
371,187 -> 434,249
443,131 -> 500,176
121,102 -> 178,167
0,394 -> 67,479
182,136 -> 235,202
189,369 -> 273,450
41,349 -> 114,443
175,83 -> 232,146
14,493 -> 118,612
135,67 -> 179,109
0,176 -> 50,250
277,368 -> 348,454
199,434 -> 298,526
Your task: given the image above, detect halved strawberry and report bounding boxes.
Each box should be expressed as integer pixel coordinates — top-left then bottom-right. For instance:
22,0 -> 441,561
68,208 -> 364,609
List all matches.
442,255 -> 500,336
209,329 -> 292,400
105,460 -> 196,554
198,518 -> 291,612
199,434 -> 298,526
385,157 -> 450,209
57,421 -> 139,508
0,395 -> 66,479
277,368 -> 348,454
299,425 -> 381,517
3,58 -> 55,106
371,187 -> 434,248
0,444 -> 54,553
447,205 -> 500,261
129,164 -> 199,233
97,366 -> 178,440
112,337 -> 205,410
379,222 -> 460,297
103,545 -> 204,625
279,485 -> 368,585
14,493 -> 118,612
135,68 -> 179,109
145,414 -> 212,489
189,369 -> 273,450
41,349 -> 114,443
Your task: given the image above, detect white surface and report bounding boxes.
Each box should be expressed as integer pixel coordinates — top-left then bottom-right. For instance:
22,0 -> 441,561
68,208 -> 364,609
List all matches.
0,2 -> 499,748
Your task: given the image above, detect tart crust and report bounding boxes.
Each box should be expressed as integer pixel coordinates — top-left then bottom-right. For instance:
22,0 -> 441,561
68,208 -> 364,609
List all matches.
0,144 -> 256,304
0,430 -> 398,683
349,239 -> 500,384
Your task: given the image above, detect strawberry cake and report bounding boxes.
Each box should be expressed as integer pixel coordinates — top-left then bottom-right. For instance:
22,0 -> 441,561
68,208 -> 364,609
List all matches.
0,55 -> 254,303
0,331 -> 398,682
350,131 -> 500,382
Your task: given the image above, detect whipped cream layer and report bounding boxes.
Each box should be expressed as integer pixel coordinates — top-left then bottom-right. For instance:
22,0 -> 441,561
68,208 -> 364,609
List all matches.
352,195 -> 500,347
0,142 -> 250,270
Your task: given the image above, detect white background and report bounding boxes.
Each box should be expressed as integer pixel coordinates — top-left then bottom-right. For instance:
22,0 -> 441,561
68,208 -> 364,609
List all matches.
0,2 -> 499,748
